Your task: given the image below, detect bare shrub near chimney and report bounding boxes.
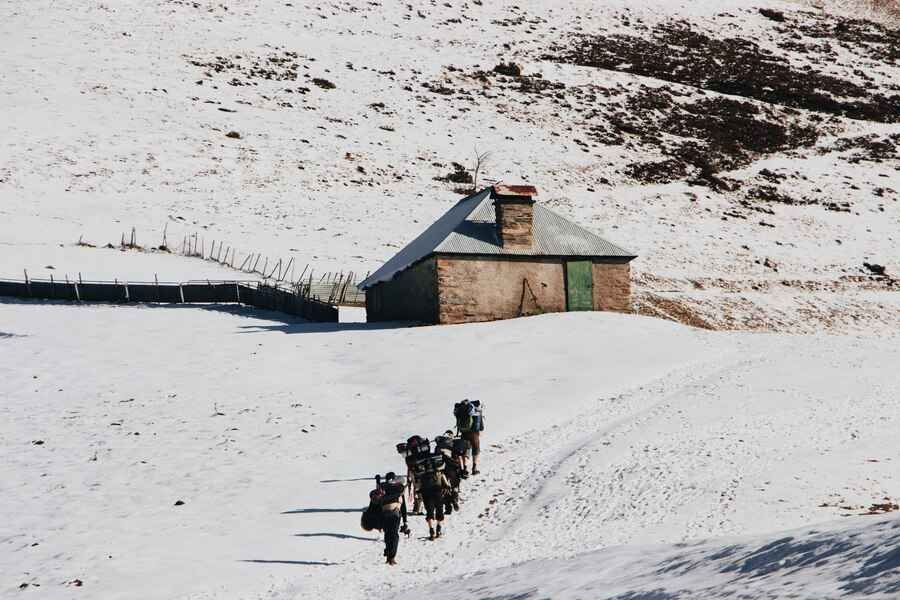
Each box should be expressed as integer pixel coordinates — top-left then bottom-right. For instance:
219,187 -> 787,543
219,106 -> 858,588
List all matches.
471,149 -> 492,193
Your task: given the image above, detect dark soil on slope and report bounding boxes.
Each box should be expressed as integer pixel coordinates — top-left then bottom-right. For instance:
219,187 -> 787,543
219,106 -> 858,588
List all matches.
544,19 -> 900,123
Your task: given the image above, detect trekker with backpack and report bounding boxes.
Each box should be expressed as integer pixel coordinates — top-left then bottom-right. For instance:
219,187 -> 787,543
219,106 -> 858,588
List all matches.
412,450 -> 452,540
397,435 -> 429,514
435,433 -> 462,514
449,430 -> 471,480
381,472 -> 410,565
362,472 -> 409,566
454,399 -> 485,475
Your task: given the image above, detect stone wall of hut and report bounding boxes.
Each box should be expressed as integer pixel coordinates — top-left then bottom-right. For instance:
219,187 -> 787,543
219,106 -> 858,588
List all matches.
366,255 -> 632,324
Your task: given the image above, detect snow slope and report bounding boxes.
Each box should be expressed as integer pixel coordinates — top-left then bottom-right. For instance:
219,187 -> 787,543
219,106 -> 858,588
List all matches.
3,302 -> 899,598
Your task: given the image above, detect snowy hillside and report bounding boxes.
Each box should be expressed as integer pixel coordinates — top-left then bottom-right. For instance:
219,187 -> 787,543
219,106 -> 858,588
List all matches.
2,0 -> 899,331
3,302 -> 900,598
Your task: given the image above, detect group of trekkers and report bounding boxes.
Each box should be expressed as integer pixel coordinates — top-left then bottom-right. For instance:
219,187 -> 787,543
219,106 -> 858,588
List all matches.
360,399 -> 485,566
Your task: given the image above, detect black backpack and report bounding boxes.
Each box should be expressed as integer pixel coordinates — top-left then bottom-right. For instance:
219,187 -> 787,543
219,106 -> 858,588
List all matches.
452,437 -> 470,457
413,454 -> 444,490
454,401 -> 473,432
361,486 -> 385,531
361,502 -> 383,531
381,480 -> 404,504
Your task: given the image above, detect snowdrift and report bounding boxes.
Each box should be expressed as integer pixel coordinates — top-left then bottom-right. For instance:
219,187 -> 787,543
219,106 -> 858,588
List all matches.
401,515 -> 900,599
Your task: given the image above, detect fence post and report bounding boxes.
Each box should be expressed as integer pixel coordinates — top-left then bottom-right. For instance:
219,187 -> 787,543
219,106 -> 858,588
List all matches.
179,283 -> 185,303
235,282 -> 240,304
268,258 -> 281,280
280,257 -> 294,282
124,280 -> 130,302
155,274 -> 160,301
49,273 -> 55,299
24,269 -> 31,297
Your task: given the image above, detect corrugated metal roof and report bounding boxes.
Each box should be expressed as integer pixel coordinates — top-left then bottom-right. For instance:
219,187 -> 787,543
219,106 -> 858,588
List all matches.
358,188 -> 636,290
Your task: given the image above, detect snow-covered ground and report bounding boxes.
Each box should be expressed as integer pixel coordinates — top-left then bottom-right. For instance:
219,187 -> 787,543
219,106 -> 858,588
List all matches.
3,302 -> 899,598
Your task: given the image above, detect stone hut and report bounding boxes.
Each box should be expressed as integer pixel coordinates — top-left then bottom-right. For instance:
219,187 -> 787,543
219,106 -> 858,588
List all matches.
358,185 -> 637,324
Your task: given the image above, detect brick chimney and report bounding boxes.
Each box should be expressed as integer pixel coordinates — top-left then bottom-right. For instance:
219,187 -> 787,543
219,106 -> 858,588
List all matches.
492,184 -> 537,250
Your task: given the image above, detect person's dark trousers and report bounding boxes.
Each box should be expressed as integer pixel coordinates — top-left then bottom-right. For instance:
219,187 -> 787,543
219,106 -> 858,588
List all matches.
383,511 -> 401,560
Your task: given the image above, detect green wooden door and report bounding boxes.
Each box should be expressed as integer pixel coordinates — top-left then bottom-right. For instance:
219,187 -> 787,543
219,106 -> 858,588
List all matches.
566,260 -> 594,311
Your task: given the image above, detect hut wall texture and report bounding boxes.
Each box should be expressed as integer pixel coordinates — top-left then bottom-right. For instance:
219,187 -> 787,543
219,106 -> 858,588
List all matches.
436,256 -> 566,324
593,262 -> 632,312
365,256 -> 438,322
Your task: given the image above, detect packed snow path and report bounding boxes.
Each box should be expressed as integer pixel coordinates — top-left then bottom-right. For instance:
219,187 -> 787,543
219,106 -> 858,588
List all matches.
4,301 -> 896,598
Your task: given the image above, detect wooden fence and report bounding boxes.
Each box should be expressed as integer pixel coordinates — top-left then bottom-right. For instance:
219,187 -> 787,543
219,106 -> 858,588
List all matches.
0,276 -> 338,322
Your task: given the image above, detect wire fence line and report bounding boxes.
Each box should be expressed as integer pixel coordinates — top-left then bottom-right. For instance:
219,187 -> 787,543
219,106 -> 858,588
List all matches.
179,232 -> 366,306
0,274 -> 339,322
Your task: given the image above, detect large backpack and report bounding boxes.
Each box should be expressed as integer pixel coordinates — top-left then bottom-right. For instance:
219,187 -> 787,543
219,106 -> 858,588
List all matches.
451,436 -> 470,457
381,480 -> 405,504
403,436 -> 430,469
434,435 -> 452,452
361,487 -> 385,531
412,454 -> 445,490
454,401 -> 473,432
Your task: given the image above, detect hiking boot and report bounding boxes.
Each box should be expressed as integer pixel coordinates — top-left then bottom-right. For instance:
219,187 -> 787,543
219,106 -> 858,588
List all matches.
436,524 -> 442,538
472,468 -> 480,475
428,527 -> 435,540
452,500 -> 460,511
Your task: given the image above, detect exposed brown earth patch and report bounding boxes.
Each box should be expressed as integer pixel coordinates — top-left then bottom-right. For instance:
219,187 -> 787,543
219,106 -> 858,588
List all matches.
544,18 -> 900,123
